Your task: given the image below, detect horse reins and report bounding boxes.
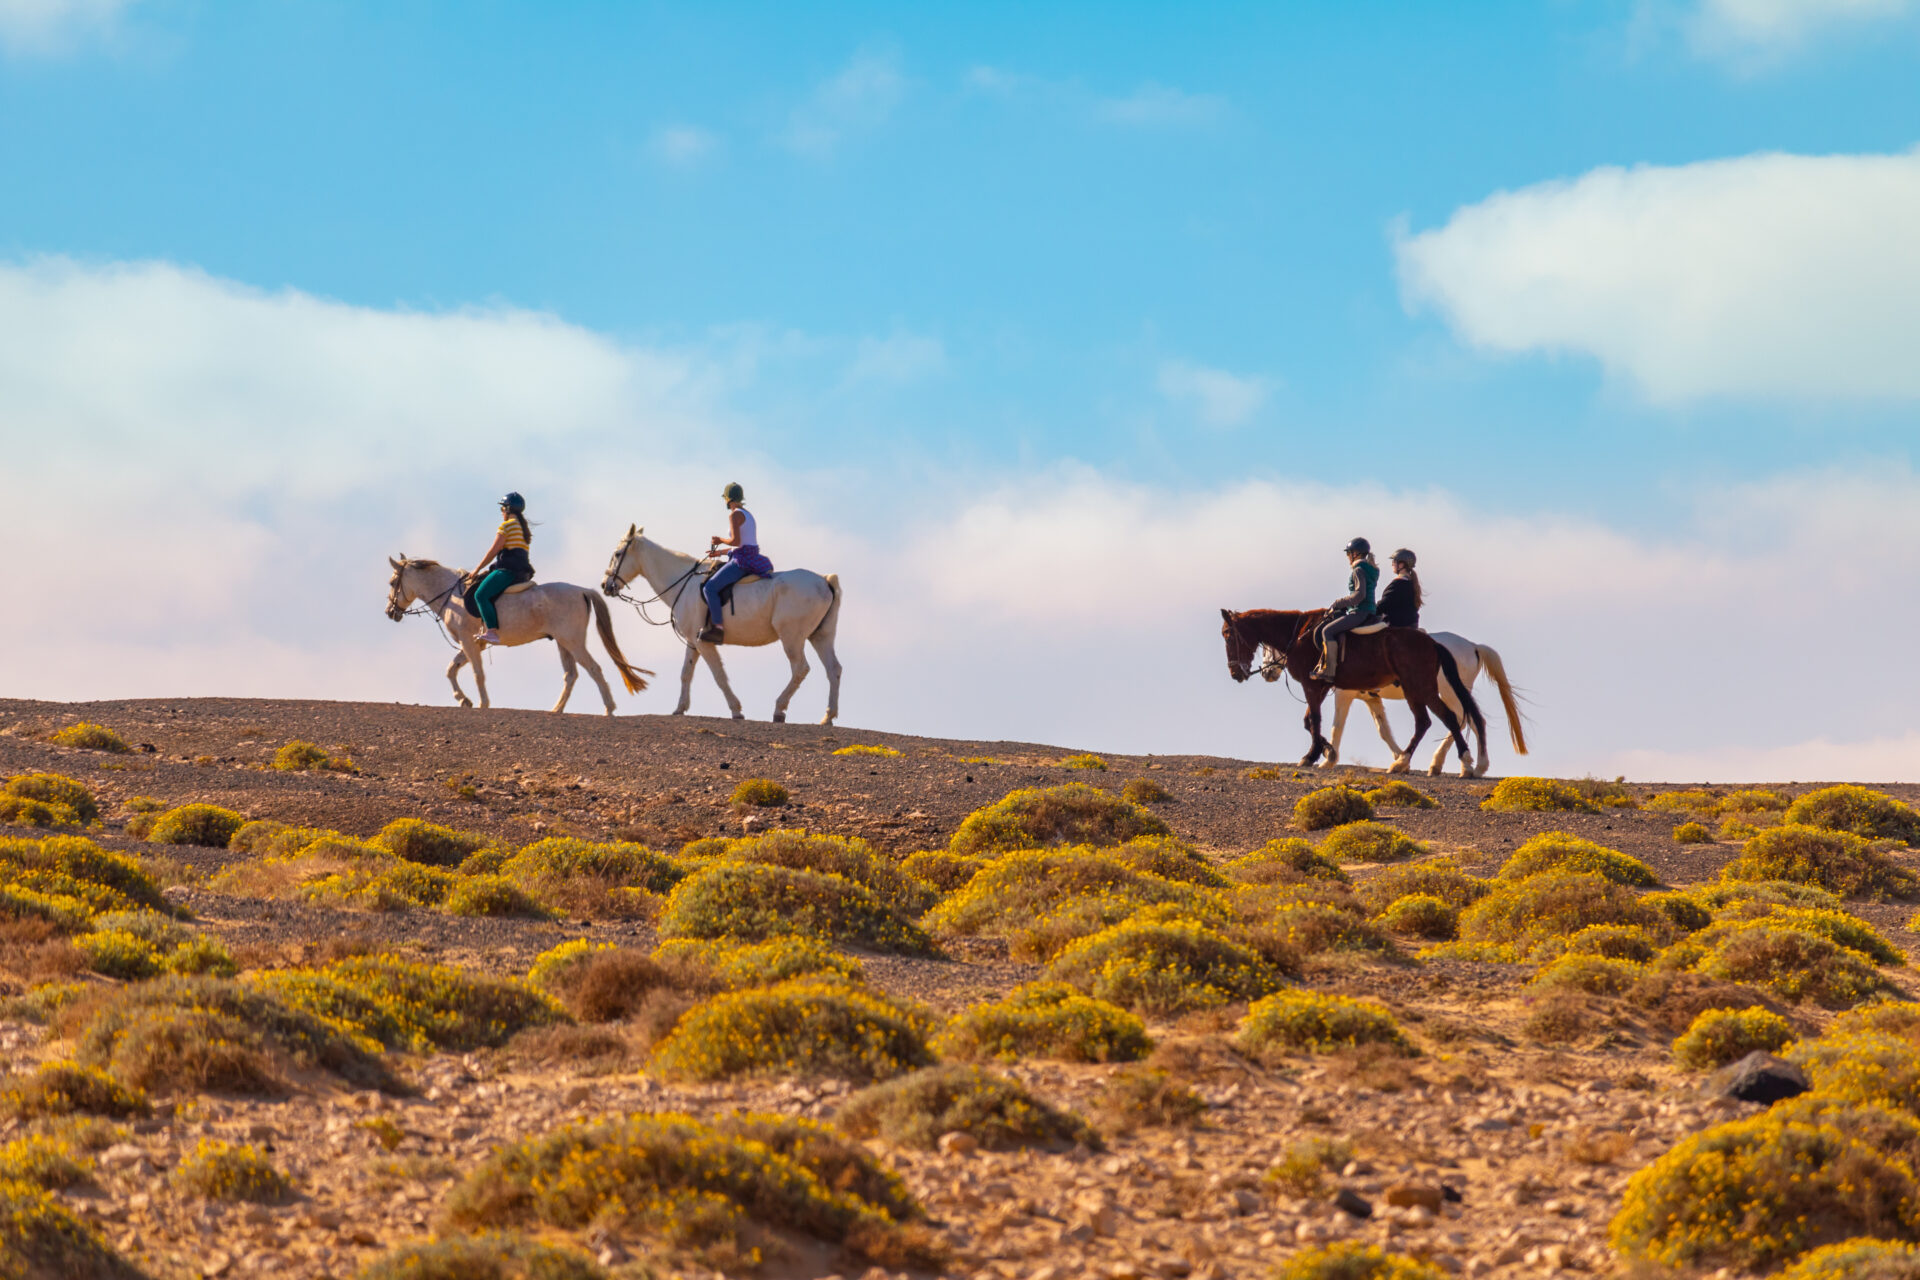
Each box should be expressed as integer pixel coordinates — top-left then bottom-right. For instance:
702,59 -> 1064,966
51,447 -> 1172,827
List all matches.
391,570 -> 467,653
606,536 -> 708,629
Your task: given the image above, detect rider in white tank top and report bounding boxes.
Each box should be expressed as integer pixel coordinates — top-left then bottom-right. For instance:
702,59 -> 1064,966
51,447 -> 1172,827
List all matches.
735,507 -> 758,547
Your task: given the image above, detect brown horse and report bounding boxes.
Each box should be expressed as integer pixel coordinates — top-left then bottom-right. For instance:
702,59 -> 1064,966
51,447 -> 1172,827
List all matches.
1220,608 -> 1486,775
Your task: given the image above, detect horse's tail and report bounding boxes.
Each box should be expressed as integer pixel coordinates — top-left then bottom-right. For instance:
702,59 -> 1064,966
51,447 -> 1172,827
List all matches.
810,573 -> 842,642
1475,643 -> 1528,755
1434,642 -> 1486,747
587,592 -> 652,694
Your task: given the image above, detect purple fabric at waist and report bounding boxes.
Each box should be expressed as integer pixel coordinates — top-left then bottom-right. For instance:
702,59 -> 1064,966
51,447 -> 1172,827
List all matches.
729,544 -> 774,576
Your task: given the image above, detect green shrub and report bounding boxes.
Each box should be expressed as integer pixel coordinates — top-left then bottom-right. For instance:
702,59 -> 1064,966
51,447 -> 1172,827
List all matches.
1365,781 -> 1437,810
1376,893 -> 1456,940
146,803 -> 243,847
1226,838 -> 1348,886
898,850 -> 987,892
72,974 -> 394,1094
1786,785 -> 1920,845
660,862 -> 935,956
1274,1244 -> 1448,1280
1497,832 -> 1658,887
1293,787 -> 1373,831
1044,919 -> 1281,1014
730,778 -> 789,807
0,1063 -> 148,1119
1319,820 -> 1426,864
0,1178 -> 145,1280
948,783 -> 1170,856
4,774 -> 100,825
1778,1239 -> 1920,1280
49,723 -> 129,754
1120,778 -> 1170,805
1097,1066 -> 1208,1133
1644,890 -> 1714,933
923,848 -> 1213,957
1696,924 -> 1891,1008
1674,822 -> 1713,844
934,982 -> 1150,1063
1672,1007 -> 1796,1071
1721,826 -> 1919,900
444,1111 -> 928,1265
1236,990 -> 1415,1058
262,956 -> 562,1053
357,1236 -> 608,1280
1481,777 -> 1602,814
1354,859 -> 1488,913
1695,880 -> 1845,912
1059,753 -> 1108,771
75,930 -> 163,981
651,980 -> 934,1083
373,818 -> 494,867
526,939 -> 613,994
0,795 -> 81,828
272,740 -> 355,772
1455,871 -> 1659,958
445,875 -> 548,918
1788,1032 -> 1920,1114
0,835 -> 174,916
838,1062 -> 1098,1150
499,836 -> 682,917
1563,923 -> 1660,963
1609,1112 -> 1920,1268
172,1139 -> 291,1202
653,936 -> 863,989
719,829 -> 934,915
1529,954 -> 1643,996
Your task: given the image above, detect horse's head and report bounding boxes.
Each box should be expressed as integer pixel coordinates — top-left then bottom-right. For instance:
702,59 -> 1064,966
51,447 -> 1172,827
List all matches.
602,523 -> 644,596
385,556 -> 412,621
1221,608 -> 1257,683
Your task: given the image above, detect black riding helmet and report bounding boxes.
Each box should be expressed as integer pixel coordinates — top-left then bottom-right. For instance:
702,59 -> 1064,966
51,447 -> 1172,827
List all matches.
722,482 -> 744,504
1392,547 -> 1416,567
500,492 -> 526,513
1344,537 -> 1370,556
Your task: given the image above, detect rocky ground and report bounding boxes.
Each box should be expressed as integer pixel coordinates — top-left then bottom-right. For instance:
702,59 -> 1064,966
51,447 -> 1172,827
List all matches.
1,697 -> 1913,1280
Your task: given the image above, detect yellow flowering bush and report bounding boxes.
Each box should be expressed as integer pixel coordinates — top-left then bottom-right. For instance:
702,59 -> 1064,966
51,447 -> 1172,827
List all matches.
838,1063 -> 1099,1150
48,723 -> 129,754
1497,832 -> 1658,887
1354,858 -> 1487,912
1364,780 -> 1438,809
1787,1032 -> 1920,1114
1275,1243 -> 1447,1280
1454,870 -> 1659,959
1059,753 -> 1108,771
0,1135 -> 90,1190
0,1063 -> 148,1119
716,829 -> 934,914
1318,820 -> 1427,864
0,1177 -> 142,1280
357,1235 -> 608,1280
898,849 -> 988,892
3,774 -> 100,825
1694,923 -> 1891,1007
1674,822 -> 1712,844
1044,919 -> 1281,1014
1120,778 -> 1170,805
1236,989 -> 1415,1058
1226,838 -> 1349,886
275,956 -> 562,1053
833,743 -> 902,757
1671,1007 -> 1796,1071
1721,825 -> 1919,900
0,836 -> 175,918
1528,954 -> 1643,997
1643,890 -> 1714,933
651,979 -> 935,1083
934,981 -> 1151,1063
1787,785 -> 1920,845
652,936 -> 863,989
1292,786 -> 1373,831
271,740 -> 356,772
947,783 -> 1170,855
924,847 -> 1215,957
503,836 -> 684,898
443,874 -> 548,918
1480,777 -> 1602,813
145,803 -> 244,847
1376,893 -> 1456,940
660,862 -> 935,955
172,1139 -> 291,1202
1610,1113 -> 1920,1268
1778,1239 -> 1920,1280
373,818 -> 495,867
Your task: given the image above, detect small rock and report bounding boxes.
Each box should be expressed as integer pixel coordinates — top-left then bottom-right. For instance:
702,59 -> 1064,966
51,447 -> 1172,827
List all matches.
1333,1189 -> 1373,1219
202,1254 -> 232,1278
1710,1052 -> 1810,1105
1470,1118 -> 1512,1132
99,1143 -> 144,1168
1157,1261 -> 1192,1278
1541,1245 -> 1569,1271
937,1130 -> 979,1156
1231,1188 -> 1263,1216
1384,1183 -> 1444,1212
564,1084 -> 592,1107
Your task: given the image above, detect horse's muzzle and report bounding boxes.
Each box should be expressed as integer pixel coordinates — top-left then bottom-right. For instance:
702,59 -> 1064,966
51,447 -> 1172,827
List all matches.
1228,663 -> 1249,683
600,579 -> 618,597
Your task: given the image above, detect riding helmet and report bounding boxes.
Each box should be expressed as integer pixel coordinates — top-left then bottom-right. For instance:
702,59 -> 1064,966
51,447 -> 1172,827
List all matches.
1344,536 -> 1370,555
722,482 -> 745,503
500,492 -> 526,513
1391,547 -> 1416,567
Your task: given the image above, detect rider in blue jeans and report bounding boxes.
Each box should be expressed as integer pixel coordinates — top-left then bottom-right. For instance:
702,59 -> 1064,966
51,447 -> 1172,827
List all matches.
700,483 -> 774,644
1312,536 -> 1379,681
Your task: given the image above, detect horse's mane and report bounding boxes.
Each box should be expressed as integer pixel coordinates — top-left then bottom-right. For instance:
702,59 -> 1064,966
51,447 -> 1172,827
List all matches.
1229,608 -> 1324,648
405,558 -> 443,569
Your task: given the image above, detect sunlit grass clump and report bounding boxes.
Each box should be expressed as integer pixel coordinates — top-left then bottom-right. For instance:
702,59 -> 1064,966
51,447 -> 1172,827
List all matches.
838,1063 -> 1098,1150
1319,820 -> 1426,864
1044,919 -> 1281,1015
948,783 -> 1170,856
1480,777 -> 1602,814
1059,754 -> 1108,771
271,739 -> 357,773
172,1138 -> 291,1202
660,862 -> 935,955
1498,832 -> 1658,887
1275,1244 -> 1447,1280
146,803 -> 244,848
730,778 -> 789,807
934,982 -> 1150,1063
1720,826 -> 1919,900
1236,989 -> 1415,1058
49,723 -> 130,754
2,773 -> 101,828
1292,786 -> 1373,831
1786,785 -> 1920,845
1365,781 -> 1437,809
1671,1007 -> 1796,1071
651,979 -> 935,1083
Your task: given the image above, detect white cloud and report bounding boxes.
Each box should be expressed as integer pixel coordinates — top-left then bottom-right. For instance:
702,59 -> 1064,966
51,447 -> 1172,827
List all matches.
784,50 -> 905,157
7,255 -> 1920,783
1156,360 -> 1271,427
964,67 -> 1226,128
1395,147 -> 1920,403
1610,732 -> 1920,784
648,125 -> 719,166
844,332 -> 946,385
1687,0 -> 1913,58
0,0 -> 135,54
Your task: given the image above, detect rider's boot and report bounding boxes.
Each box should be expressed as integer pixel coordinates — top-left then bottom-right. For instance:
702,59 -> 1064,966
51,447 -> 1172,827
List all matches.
699,623 -> 725,644
480,629 -> 502,645
1312,640 -> 1338,682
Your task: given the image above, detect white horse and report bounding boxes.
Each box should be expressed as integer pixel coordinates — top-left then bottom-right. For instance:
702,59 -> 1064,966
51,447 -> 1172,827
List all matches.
1265,631 -> 1526,777
385,557 -> 650,714
601,525 -> 843,725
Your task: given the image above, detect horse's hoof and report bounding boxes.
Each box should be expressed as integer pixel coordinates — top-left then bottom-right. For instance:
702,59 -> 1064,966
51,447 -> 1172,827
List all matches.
672,709 -> 688,717
820,715 -> 836,726
773,712 -> 786,724
731,713 -> 745,722
1390,760 -> 1411,775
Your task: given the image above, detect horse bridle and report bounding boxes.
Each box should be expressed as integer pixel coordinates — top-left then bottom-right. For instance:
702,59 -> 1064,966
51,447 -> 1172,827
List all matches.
605,533 -> 707,629
1225,613 -> 1298,683
388,562 -> 464,650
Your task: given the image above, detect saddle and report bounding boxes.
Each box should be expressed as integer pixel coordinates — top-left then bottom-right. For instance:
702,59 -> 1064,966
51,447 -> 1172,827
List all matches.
460,575 -> 537,619
702,564 -> 765,617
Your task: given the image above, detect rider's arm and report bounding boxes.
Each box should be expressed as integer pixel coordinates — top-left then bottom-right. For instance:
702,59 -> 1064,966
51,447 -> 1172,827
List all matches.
709,509 -> 745,552
473,532 -> 507,577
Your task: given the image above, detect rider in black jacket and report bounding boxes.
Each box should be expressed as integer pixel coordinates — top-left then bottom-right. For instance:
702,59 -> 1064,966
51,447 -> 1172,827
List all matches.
1378,548 -> 1421,629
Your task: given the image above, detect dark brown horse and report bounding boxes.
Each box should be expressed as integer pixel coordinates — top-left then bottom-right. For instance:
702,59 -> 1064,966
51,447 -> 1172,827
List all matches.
1220,608 -> 1486,775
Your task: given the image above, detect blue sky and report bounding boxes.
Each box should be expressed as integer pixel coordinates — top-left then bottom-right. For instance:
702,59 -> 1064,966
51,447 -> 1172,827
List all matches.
6,0 -> 1920,778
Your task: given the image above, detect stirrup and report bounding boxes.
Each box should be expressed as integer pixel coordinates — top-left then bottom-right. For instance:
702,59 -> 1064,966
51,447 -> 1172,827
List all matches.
699,624 -> 724,644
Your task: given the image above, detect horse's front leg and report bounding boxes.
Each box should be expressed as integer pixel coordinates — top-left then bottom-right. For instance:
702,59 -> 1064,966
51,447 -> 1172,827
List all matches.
698,644 -> 746,720
552,644 -> 578,714
1300,689 -> 1329,767
674,643 -> 698,715
445,650 -> 474,709
1400,701 -> 1431,775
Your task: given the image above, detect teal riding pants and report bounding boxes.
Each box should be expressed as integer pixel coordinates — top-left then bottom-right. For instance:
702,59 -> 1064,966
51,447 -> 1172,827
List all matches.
472,569 -> 514,629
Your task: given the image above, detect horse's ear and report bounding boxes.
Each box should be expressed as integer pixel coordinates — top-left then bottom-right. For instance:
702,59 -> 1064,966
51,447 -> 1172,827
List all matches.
390,556 -> 403,569
627,523 -> 635,537
1220,608 -> 1233,622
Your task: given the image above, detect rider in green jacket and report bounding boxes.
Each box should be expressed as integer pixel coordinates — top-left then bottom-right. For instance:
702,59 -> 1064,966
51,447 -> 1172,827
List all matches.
1312,537 -> 1379,681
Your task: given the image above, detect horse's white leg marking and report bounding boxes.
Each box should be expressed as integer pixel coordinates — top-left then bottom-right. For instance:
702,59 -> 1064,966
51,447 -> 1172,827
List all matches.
552,645 -> 578,714
1366,696 -> 1403,757
772,634 -> 810,724
674,645 -> 698,715
445,650 -> 473,709
810,634 -> 842,725
1326,692 -> 1352,768
572,642 -> 616,716
699,645 -> 746,720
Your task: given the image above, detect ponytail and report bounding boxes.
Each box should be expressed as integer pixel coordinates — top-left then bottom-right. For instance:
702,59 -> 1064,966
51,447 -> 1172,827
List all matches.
1406,567 -> 1423,609
514,512 -> 531,543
